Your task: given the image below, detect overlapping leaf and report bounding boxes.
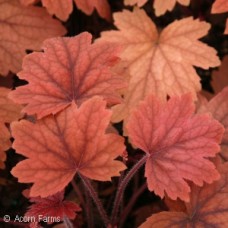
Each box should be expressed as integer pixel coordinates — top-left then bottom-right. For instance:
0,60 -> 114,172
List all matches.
74,0 -> 111,21
153,0 -> 190,16
0,0 -> 66,76
199,87 -> 228,160
25,191 -> 81,223
140,163 -> 228,227
11,97 -> 126,197
0,87 -> 22,169
127,93 -> 224,201
20,0 -> 111,21
9,32 -> 124,119
100,8 -> 220,123
124,0 -> 190,16
211,0 -> 228,34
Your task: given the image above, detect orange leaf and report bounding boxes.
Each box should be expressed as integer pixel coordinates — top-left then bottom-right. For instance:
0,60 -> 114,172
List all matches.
0,0 -> 66,76
124,0 -> 147,7
99,8 -> 220,123
20,0 -> 111,21
211,0 -> 228,34
20,0 -> 72,21
0,87 -> 22,168
211,0 -> 228,14
74,0 -> 111,21
153,0 -> 190,16
9,32 -> 125,119
124,0 -> 190,16
127,93 -> 224,201
11,97 -> 126,197
140,163 -> 228,227
42,0 -> 73,21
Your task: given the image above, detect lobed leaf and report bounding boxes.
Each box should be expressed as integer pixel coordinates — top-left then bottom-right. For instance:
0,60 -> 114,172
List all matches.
0,0 -> 66,75
153,0 -> 190,16
26,191 -> 81,223
100,8 -> 220,123
9,32 -> 125,119
140,163 -> 228,227
74,0 -> 111,21
127,93 -> 224,201
20,0 -> 111,21
0,87 -> 22,168
11,97 -> 126,197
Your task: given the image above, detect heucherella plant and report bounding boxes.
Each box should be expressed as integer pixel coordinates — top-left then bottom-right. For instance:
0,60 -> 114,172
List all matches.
0,0 -> 228,227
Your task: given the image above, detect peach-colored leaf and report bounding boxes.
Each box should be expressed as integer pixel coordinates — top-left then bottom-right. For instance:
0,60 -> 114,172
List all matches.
42,0 -> 73,21
212,56 -> 228,94
9,32 -> 124,119
74,0 -> 111,21
0,87 -> 22,168
202,87 -> 228,160
124,0 -> 147,7
140,163 -> 228,227
100,8 -> 220,123
26,191 -> 81,224
11,97 -> 126,197
0,0 -> 66,76
211,0 -> 228,34
154,0 -> 190,16
211,0 -> 228,14
20,0 -> 111,21
127,93 -> 224,201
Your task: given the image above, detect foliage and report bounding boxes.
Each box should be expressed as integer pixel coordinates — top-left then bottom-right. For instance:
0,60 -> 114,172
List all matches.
0,0 -> 228,227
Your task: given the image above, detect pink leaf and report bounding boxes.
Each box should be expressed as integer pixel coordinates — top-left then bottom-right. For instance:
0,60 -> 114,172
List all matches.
9,32 -> 125,119
127,94 -> 224,201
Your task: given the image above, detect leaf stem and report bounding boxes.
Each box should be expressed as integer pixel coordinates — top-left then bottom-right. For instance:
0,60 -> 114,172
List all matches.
119,183 -> 147,227
111,155 -> 148,225
79,174 -> 110,226
71,179 -> 86,209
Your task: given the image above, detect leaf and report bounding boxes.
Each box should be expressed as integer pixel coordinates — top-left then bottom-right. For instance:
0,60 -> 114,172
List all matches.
74,0 -> 111,21
126,93 -> 224,201
139,163 -> 228,227
20,0 -> 111,21
9,32 -> 125,119
0,87 -> 22,169
42,0 -> 73,21
201,87 -> 228,161
153,0 -> 190,16
25,191 -> 81,224
11,97 -> 126,197
211,0 -> 228,14
124,0 -> 190,16
0,0 -> 66,76
211,0 -> 228,34
212,56 -> 228,94
124,0 -> 147,7
99,8 -> 220,123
